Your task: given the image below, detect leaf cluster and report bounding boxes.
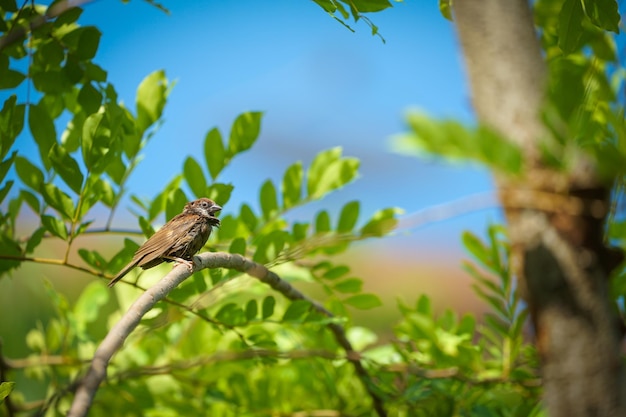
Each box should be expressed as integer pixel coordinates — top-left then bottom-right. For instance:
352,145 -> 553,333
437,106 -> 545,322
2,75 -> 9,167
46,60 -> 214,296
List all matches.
385,225 -> 541,416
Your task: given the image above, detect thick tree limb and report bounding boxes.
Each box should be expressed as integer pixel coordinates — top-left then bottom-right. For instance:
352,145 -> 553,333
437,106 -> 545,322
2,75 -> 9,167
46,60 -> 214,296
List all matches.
67,252 -> 386,417
453,1 -> 626,416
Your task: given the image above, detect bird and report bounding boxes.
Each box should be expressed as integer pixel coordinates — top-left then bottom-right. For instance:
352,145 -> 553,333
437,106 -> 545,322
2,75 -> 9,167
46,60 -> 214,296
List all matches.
108,198 -> 222,287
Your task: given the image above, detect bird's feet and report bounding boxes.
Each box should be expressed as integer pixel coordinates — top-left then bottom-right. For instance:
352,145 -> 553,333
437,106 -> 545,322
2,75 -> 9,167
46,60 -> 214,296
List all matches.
165,256 -> 196,273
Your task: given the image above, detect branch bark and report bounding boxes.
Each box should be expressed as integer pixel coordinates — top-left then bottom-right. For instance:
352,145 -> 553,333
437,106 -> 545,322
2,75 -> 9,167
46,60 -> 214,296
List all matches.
67,252 -> 386,417
452,1 -> 625,416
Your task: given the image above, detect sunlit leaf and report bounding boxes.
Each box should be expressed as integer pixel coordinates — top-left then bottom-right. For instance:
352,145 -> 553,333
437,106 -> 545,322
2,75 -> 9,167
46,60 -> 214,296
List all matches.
282,299 -> 312,322
41,214 -> 68,240
337,200 -> 359,232
136,70 -> 168,133
49,144 -> 83,194
204,127 -> 225,180
260,180 -> 278,221
262,295 -> 275,319
282,161 -> 303,209
29,103 -> 57,170
41,183 -> 74,220
344,293 -> 382,310
184,156 -> 207,198
228,111 -> 263,156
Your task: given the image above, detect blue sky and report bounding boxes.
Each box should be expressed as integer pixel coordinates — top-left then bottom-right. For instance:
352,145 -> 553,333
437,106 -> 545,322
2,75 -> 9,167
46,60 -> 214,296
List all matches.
8,0 -> 501,256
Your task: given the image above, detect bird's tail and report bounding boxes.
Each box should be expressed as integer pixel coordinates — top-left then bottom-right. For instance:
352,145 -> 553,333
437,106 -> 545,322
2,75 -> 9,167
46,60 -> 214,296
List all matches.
108,260 -> 138,287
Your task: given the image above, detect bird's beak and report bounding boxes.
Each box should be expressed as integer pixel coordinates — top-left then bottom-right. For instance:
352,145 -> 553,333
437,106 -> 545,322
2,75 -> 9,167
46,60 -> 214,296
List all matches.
210,204 -> 222,215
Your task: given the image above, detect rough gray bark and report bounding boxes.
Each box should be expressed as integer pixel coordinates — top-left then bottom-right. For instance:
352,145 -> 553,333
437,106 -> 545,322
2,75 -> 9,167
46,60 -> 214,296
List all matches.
452,1 -> 626,416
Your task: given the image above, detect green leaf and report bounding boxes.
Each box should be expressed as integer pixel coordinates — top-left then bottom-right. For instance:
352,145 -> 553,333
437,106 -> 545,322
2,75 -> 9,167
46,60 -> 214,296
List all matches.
73,282 -> 108,334
0,68 -> 25,89
32,40 -> 63,72
78,82 -> 103,115
89,177 -> 115,207
136,70 -> 168,133
228,111 -> 263,156
166,188 -> 188,221
53,5 -> 82,27
20,190 -> 40,213
229,237 -> 246,256
240,203 -> 258,232
262,296 -> 276,319
41,214 -> 68,240
75,26 -> 101,59
259,179 -> 278,221
333,278 -> 363,293
29,103 -> 57,170
49,144 -> 84,194
307,147 -> 359,199
337,200 -> 359,232
462,231 -> 491,269
282,161 -> 303,209
322,265 -> 350,280
138,216 -> 155,237
351,0 -> 392,13
206,183 -> 233,207
15,156 -> 44,191
25,227 -> 46,254
0,96 -> 25,159
245,299 -> 258,321
583,0 -> 620,33
0,180 -> 12,204
282,300 -> 312,322
184,157 -> 207,198
32,70 -> 72,94
416,294 -> 432,315
360,207 -> 399,237
41,183 -> 75,220
204,127 -> 225,180
439,0 -> 453,21
253,230 -> 287,264
0,381 -> 15,402
82,112 -> 114,174
344,293 -> 382,310
215,303 -> 246,326
559,0 -> 584,54
292,222 -> 309,242
315,210 -> 331,233
0,151 -> 16,183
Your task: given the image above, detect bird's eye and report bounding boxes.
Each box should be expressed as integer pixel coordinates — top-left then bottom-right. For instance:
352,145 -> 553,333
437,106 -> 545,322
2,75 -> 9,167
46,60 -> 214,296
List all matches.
201,201 -> 208,207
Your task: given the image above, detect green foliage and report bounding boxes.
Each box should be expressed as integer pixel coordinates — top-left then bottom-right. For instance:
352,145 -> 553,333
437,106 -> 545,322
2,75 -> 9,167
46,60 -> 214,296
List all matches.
393,112 -> 523,175
311,0 -> 393,41
535,0 -> 625,179
387,226 -> 541,416
0,5 -> 405,415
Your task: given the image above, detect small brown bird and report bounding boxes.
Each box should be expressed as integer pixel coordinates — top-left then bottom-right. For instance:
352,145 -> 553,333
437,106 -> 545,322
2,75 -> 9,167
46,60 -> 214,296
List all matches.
108,198 -> 222,287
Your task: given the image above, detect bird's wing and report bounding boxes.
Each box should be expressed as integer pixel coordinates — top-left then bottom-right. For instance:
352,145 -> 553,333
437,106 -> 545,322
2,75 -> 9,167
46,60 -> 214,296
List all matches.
133,213 -> 199,267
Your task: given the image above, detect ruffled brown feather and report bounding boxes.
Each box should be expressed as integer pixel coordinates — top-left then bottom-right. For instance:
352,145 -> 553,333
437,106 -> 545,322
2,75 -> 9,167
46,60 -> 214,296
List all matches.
108,198 -> 221,287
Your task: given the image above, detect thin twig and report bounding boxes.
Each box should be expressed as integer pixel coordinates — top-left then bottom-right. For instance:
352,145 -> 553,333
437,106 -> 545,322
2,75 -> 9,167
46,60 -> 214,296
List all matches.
111,348 -> 342,380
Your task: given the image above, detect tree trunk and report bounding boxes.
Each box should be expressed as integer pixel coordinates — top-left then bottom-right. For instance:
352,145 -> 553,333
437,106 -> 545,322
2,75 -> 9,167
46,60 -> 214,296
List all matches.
452,1 -> 626,416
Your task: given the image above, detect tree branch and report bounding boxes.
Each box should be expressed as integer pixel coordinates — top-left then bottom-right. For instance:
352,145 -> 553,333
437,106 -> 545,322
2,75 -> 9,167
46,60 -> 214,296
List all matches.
67,252 -> 387,417
453,1 -> 626,415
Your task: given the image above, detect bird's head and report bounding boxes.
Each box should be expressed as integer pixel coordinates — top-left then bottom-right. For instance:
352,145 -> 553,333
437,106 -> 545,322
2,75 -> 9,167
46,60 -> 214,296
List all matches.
185,198 -> 222,224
